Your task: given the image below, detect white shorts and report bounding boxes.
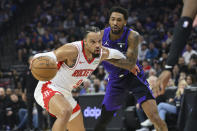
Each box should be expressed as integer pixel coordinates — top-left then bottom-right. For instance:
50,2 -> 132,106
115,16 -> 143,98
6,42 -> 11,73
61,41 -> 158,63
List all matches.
34,81 -> 81,121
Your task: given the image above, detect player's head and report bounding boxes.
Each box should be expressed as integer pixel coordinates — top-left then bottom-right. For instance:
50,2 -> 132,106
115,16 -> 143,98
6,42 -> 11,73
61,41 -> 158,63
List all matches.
83,26 -> 102,58
109,7 -> 128,34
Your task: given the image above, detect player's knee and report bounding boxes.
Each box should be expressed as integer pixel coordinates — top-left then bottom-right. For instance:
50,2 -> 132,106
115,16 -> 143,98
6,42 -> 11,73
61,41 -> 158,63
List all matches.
58,107 -> 72,121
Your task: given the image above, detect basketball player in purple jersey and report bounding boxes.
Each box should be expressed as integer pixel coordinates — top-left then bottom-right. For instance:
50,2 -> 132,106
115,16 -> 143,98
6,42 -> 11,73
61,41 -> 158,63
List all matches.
94,7 -> 168,131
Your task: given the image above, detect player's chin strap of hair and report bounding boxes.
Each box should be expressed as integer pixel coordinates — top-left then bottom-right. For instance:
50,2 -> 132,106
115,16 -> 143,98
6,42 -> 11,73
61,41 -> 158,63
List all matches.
107,48 -> 126,59
33,51 -> 57,62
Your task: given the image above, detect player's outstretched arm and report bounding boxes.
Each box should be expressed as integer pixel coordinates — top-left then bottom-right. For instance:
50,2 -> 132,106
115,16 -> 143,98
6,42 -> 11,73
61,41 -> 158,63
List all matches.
54,44 -> 78,62
30,44 -> 78,69
104,31 -> 140,71
32,44 -> 78,62
101,46 -> 140,74
101,46 -> 126,60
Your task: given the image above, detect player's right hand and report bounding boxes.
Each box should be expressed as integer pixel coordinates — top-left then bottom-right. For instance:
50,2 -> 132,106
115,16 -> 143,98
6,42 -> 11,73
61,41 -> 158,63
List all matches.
130,65 -> 140,76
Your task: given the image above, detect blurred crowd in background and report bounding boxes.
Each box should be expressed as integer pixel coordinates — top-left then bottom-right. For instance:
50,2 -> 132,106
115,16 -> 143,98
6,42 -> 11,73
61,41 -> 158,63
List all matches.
0,0 -> 196,130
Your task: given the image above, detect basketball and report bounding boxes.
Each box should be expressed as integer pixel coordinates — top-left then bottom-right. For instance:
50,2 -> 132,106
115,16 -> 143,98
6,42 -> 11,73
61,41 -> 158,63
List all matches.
31,56 -> 58,81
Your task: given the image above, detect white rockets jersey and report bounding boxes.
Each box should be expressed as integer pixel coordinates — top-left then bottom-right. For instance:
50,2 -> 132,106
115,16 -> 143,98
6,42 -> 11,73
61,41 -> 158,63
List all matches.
50,40 -> 102,92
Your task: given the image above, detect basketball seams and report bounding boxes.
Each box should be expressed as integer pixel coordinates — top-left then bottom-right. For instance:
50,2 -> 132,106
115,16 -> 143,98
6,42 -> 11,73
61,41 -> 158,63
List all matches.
32,56 -> 57,69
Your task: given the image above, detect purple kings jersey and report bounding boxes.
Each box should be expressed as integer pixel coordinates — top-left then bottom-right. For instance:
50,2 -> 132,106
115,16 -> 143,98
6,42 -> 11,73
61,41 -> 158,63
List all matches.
102,27 -> 149,85
102,27 -> 130,79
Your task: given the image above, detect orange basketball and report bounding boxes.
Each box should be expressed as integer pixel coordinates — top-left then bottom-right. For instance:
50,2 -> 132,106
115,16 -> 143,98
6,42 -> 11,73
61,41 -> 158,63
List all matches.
31,56 -> 58,81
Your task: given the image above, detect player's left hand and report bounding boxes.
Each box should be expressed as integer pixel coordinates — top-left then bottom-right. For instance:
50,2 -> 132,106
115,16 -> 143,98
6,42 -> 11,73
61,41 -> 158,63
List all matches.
130,65 -> 140,76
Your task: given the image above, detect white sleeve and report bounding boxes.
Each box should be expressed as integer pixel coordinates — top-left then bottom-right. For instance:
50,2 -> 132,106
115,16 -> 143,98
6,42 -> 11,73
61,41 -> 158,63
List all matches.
106,48 -> 126,59
33,51 -> 57,62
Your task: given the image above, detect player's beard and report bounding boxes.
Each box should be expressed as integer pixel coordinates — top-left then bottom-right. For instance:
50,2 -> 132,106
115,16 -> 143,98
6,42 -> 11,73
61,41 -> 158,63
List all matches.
111,26 -> 124,34
92,53 -> 100,58
92,48 -> 100,58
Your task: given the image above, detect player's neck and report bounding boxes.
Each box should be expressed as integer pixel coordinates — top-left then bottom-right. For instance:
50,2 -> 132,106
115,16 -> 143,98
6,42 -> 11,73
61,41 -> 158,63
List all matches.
109,30 -> 124,41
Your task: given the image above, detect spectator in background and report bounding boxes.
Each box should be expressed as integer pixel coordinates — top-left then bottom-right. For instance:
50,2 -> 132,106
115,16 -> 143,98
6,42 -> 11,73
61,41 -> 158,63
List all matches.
80,79 -> 94,95
63,13 -> 76,29
146,42 -> 159,60
6,93 -> 26,130
159,42 -> 169,58
186,74 -> 196,87
58,32 -> 67,44
12,69 -> 23,89
89,74 -> 96,83
53,34 -> 62,49
16,32 -> 26,62
177,57 -> 187,73
165,31 -> 173,45
6,87 -> 12,97
157,80 -> 187,121
0,87 -> 10,130
21,37 -> 33,62
153,60 -> 162,76
187,54 -> 197,75
182,43 -> 197,64
166,79 -> 176,89
36,22 -> 45,36
138,42 -> 148,62
178,72 -> 186,82
42,30 -> 54,45
147,75 -> 158,98
95,65 -> 106,81
93,78 -> 105,93
144,16 -> 155,31
34,37 -> 46,52
142,60 -> 151,77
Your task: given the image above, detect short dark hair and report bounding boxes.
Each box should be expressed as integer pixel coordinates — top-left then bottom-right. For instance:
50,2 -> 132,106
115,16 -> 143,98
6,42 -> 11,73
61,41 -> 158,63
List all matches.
109,6 -> 128,20
83,26 -> 100,38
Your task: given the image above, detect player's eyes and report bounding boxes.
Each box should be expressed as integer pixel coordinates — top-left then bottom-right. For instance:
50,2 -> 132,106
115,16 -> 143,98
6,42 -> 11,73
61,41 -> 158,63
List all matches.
117,19 -> 121,22
111,18 -> 115,21
91,41 -> 95,44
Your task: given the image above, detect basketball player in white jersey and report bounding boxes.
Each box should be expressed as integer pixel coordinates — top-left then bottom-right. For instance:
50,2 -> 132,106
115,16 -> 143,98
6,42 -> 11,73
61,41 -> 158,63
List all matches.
32,26 -> 136,131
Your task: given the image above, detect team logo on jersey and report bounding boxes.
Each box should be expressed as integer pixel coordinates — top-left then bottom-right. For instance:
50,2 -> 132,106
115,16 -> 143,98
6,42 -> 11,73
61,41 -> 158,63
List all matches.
43,90 -> 52,98
117,42 -> 125,48
103,41 -> 109,46
72,69 -> 94,77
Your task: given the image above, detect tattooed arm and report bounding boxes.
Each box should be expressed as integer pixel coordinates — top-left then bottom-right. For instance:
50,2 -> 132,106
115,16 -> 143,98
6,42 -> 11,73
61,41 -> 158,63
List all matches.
106,30 -> 140,71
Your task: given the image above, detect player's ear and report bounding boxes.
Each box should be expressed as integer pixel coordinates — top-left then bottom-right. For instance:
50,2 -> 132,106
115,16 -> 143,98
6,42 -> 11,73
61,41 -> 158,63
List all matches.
83,38 -> 87,44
